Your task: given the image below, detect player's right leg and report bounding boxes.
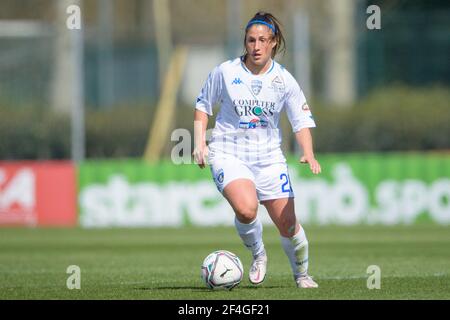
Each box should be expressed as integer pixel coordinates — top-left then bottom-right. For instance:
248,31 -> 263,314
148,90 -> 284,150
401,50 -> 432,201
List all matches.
209,154 -> 267,285
223,179 -> 267,285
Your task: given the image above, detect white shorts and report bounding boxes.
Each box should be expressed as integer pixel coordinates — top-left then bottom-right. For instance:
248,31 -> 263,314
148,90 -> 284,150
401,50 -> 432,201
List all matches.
208,152 -> 295,202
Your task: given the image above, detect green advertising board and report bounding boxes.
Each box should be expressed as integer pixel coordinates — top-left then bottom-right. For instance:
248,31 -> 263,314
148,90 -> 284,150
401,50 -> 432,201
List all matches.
78,152 -> 450,227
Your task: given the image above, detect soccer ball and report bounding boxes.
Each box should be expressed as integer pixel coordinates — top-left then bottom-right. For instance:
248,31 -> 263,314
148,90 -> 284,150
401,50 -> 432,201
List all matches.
201,250 -> 244,290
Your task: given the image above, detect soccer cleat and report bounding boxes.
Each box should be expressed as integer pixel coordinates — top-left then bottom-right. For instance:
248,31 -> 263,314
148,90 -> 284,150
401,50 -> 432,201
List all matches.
295,274 -> 319,288
249,253 -> 267,285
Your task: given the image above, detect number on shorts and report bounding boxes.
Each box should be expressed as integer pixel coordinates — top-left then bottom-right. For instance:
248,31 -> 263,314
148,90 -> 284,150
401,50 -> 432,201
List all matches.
280,173 -> 293,193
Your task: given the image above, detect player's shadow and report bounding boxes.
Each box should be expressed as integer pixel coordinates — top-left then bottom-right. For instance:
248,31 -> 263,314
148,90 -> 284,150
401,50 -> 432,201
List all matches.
135,284 -> 284,291
135,286 -> 205,291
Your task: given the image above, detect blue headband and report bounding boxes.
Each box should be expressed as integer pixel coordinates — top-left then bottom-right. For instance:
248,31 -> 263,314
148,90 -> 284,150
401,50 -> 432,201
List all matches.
246,19 -> 276,34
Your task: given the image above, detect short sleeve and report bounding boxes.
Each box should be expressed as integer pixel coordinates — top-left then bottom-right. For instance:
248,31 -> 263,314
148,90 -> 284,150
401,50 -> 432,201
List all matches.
195,66 -> 223,116
284,78 -> 316,132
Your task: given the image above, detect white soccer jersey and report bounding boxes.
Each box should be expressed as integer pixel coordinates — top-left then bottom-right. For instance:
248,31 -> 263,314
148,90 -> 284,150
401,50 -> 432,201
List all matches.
195,57 -> 316,165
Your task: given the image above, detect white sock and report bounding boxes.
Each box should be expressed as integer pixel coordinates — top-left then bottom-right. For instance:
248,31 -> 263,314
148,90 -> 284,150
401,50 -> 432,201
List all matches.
281,226 -> 309,278
234,216 -> 265,258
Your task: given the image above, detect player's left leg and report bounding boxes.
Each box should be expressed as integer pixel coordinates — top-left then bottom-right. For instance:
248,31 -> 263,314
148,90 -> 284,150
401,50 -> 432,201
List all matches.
255,161 -> 318,288
261,197 -> 318,288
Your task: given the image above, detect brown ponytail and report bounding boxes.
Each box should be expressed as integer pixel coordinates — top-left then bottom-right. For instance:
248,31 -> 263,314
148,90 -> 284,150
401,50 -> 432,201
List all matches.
244,11 -> 286,59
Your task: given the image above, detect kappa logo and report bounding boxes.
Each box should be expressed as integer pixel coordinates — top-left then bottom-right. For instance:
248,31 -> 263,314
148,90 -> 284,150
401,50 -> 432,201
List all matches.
251,80 -> 262,95
231,78 -> 243,85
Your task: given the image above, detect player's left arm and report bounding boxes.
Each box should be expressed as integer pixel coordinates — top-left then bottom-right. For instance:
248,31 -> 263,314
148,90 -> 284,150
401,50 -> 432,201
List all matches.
295,128 -> 321,175
283,74 -> 321,175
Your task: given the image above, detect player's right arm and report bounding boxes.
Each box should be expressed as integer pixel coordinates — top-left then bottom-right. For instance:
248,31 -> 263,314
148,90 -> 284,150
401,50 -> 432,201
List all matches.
193,65 -> 223,169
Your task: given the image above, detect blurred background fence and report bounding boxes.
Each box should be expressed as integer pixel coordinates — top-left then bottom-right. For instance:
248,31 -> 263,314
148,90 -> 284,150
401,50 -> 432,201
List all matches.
0,0 -> 449,227
0,0 -> 449,160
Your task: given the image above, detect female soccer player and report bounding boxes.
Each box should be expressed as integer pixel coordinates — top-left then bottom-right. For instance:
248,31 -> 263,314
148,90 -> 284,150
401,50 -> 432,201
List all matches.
193,12 -> 321,288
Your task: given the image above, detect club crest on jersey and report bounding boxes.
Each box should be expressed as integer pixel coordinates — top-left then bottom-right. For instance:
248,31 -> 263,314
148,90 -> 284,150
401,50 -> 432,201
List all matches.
251,80 -> 262,96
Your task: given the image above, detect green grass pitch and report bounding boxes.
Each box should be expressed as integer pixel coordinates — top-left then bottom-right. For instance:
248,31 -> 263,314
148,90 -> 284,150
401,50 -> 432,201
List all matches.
0,225 -> 449,299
